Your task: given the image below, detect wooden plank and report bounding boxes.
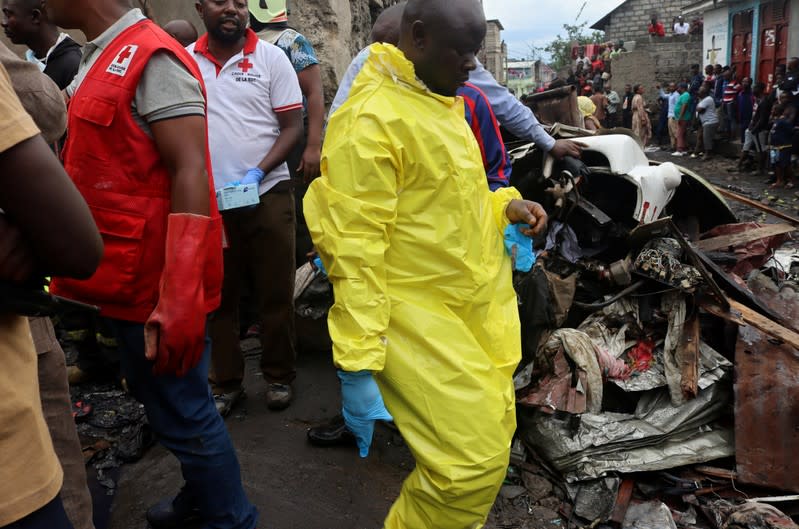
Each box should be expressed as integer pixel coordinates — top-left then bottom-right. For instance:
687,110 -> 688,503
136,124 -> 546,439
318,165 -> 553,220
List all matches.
747,495 -> 799,503
714,186 -> 799,226
695,465 -> 739,480
730,299 -> 799,350
702,300 -> 747,325
696,224 -> 796,252
701,299 -> 799,351
609,479 -> 635,524
677,315 -> 700,400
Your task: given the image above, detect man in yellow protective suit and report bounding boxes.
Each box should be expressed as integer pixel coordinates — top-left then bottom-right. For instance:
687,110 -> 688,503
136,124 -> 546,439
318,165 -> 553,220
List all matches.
303,1 -> 548,527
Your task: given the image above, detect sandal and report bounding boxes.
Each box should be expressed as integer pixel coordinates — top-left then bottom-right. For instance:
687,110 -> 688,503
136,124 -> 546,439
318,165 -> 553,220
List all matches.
72,400 -> 93,423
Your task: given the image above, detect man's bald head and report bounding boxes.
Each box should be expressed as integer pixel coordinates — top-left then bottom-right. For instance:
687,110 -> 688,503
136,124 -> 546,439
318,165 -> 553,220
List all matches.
163,19 -> 198,47
401,0 -> 485,36
398,0 -> 485,96
370,2 -> 404,45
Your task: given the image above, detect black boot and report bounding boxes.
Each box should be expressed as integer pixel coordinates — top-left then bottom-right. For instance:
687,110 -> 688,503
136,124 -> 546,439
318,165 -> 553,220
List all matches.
146,491 -> 201,529
306,414 -> 357,447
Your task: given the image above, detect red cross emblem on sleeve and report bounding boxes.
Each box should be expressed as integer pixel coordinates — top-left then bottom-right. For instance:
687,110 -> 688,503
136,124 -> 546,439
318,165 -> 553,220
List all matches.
106,44 -> 139,77
238,58 -> 254,73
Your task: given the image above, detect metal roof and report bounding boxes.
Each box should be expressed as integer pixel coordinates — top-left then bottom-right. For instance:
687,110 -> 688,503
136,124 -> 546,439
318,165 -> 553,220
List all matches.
682,0 -> 725,15
589,0 -> 632,30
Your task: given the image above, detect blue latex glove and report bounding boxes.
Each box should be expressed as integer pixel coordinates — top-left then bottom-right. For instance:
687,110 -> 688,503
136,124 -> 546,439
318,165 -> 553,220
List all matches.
338,370 -> 393,458
312,256 -> 327,277
504,223 -> 536,272
241,167 -> 265,185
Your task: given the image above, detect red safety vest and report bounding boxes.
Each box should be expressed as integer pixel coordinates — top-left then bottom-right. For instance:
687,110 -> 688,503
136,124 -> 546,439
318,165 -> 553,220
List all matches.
50,19 -> 223,323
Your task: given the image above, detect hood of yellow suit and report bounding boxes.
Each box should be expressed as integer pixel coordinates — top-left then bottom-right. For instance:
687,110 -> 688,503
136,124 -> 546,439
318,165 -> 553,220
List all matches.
358,43 -> 463,111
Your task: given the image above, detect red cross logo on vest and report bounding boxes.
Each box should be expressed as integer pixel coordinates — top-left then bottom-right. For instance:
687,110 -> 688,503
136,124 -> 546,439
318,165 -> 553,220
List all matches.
238,58 -> 254,73
117,46 -> 134,63
106,44 -> 139,77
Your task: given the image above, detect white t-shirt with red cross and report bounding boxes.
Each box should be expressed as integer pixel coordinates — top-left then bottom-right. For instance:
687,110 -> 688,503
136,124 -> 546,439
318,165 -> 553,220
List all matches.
187,29 -> 302,195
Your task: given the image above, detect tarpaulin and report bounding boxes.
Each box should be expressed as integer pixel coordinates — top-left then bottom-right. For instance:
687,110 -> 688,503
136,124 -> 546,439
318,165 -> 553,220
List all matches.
520,382 -> 734,481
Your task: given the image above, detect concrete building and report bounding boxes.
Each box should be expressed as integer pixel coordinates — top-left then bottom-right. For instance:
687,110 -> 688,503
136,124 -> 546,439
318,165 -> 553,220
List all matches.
479,19 -> 507,84
592,0 -> 700,42
589,0 -> 705,101
507,60 -> 557,95
684,0 -> 799,92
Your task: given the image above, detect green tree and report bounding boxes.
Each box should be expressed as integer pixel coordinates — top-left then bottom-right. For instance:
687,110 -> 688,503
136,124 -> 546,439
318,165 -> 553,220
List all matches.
544,22 -> 605,71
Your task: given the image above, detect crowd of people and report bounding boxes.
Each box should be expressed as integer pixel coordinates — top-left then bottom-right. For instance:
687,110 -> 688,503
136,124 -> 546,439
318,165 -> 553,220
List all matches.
557,54 -> 799,189
0,0 -> 586,529
648,61 -> 797,189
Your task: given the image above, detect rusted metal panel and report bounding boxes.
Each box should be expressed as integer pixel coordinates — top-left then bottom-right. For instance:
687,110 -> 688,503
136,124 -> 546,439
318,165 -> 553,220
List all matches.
525,86 -> 582,128
735,325 -> 799,492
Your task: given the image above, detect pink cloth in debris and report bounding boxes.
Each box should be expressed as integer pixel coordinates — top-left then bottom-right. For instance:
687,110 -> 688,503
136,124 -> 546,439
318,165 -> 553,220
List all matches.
593,344 -> 631,379
628,339 -> 655,372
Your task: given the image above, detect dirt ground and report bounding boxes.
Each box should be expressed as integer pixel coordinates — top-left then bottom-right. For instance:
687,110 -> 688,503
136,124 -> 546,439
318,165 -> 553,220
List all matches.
106,148 -> 798,529
107,335 -> 413,529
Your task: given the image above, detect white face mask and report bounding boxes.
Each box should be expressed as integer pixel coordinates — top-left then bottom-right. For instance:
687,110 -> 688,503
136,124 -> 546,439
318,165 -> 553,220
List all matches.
25,49 -> 47,72
24,32 -> 69,71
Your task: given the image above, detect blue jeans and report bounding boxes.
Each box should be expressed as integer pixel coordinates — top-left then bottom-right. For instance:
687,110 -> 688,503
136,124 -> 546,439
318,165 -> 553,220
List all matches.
721,101 -> 736,135
109,320 -> 258,529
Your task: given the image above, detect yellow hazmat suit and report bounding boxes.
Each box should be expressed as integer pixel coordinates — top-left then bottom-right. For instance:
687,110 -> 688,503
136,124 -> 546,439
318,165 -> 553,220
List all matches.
304,43 -> 522,529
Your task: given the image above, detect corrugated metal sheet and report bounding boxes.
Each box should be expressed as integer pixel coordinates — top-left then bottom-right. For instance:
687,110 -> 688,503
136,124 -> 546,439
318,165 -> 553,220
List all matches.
735,324 -> 799,492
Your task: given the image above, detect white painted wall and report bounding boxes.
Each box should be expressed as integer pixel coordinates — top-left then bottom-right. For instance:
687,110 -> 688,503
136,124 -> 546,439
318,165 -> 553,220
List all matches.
703,6 -> 730,67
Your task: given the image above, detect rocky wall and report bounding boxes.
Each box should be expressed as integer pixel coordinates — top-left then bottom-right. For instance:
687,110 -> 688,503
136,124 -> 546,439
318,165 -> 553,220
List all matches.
135,0 -> 401,104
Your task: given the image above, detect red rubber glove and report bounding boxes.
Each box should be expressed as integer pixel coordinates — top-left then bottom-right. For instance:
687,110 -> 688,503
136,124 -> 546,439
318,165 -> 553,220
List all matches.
145,213 -> 210,376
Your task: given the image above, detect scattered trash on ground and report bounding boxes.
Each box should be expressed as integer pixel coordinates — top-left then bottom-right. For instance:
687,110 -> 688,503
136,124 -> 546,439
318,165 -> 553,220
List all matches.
68,381 -> 152,494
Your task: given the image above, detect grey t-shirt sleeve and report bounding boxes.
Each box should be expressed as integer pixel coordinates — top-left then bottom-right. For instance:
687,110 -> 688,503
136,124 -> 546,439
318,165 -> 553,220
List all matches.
135,51 -> 205,123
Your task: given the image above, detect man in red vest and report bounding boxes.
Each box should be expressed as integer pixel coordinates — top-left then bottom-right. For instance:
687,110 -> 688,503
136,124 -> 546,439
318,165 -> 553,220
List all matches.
45,1 -> 258,528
